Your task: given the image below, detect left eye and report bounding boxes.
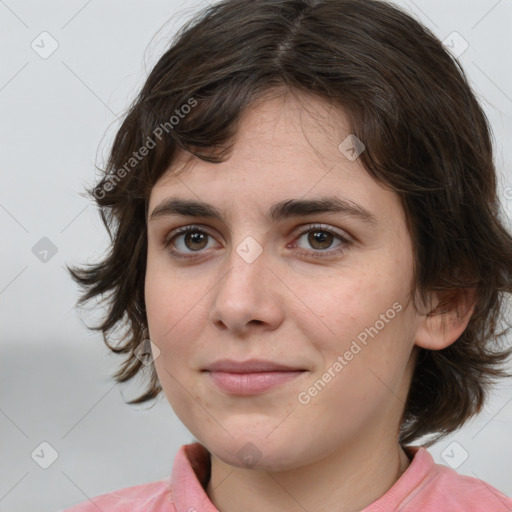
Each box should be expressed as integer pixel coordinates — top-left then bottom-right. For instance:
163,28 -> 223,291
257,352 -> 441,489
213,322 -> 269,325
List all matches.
298,228 -> 345,251
292,225 -> 349,256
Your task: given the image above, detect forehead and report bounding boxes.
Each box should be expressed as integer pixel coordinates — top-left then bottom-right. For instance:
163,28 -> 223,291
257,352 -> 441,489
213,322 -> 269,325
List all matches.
148,93 -> 402,226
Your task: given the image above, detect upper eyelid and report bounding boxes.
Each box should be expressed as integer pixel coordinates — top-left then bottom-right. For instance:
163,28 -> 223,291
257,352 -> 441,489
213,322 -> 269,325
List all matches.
293,224 -> 351,243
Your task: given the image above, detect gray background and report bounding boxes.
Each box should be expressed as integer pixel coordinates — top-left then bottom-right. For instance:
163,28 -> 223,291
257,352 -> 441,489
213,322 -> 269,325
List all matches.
1,1 -> 511,511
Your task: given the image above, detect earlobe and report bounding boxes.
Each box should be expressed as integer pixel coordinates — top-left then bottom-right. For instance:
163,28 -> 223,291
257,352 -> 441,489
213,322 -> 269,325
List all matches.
414,288 -> 477,351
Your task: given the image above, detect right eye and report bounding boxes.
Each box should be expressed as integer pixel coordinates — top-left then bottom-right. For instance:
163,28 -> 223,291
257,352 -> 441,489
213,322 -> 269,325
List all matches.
163,225 -> 220,259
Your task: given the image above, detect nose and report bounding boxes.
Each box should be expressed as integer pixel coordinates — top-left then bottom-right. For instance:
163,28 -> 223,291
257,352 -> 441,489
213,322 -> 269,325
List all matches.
208,239 -> 285,335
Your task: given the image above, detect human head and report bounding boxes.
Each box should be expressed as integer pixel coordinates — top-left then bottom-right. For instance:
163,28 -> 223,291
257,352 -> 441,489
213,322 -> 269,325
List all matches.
68,0 -> 512,448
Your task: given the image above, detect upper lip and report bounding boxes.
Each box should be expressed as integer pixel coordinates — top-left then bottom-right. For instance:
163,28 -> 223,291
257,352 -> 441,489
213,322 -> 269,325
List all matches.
203,359 -> 305,373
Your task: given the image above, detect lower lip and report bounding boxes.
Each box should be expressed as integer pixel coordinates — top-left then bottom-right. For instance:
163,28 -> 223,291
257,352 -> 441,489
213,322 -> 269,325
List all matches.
205,371 -> 305,395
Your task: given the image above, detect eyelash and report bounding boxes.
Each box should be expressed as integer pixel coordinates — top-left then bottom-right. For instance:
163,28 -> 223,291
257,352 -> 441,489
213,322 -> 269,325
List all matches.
163,224 -> 351,260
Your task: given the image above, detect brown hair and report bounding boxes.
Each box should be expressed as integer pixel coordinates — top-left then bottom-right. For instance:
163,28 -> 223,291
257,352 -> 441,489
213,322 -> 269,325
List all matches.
67,0 -> 512,446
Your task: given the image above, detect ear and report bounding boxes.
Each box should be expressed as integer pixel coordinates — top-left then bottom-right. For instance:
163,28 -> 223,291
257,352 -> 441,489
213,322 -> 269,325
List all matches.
414,287 -> 477,350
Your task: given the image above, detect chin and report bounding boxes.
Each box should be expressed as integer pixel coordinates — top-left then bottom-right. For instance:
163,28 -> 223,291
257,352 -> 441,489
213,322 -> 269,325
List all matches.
202,433 -> 310,472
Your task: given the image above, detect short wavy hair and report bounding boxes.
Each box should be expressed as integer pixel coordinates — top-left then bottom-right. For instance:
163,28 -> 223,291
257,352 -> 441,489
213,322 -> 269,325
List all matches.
67,0 -> 512,446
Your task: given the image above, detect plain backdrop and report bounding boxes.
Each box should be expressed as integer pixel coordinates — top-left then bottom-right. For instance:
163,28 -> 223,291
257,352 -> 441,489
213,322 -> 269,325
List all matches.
1,0 -> 511,511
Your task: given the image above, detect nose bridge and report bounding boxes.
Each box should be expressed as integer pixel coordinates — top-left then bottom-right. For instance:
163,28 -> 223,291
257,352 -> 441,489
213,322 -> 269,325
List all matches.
222,234 -> 267,295
209,233 -> 281,331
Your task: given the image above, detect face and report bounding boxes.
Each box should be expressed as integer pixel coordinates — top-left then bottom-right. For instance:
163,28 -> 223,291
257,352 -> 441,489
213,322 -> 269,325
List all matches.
145,91 -> 424,471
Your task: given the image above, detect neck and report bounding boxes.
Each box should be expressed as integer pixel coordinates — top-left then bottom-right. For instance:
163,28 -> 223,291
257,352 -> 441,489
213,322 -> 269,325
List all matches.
205,434 -> 411,512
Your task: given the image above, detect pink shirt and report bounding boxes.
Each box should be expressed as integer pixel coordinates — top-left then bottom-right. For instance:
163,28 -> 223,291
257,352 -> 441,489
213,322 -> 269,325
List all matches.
62,442 -> 512,511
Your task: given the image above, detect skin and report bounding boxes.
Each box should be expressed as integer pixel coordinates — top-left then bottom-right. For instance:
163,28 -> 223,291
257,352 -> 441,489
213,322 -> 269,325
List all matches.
144,90 -> 474,512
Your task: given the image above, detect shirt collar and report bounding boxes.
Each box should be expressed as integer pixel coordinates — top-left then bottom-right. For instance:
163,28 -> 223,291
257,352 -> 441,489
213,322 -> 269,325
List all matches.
171,442 -> 217,512
170,442 -> 433,512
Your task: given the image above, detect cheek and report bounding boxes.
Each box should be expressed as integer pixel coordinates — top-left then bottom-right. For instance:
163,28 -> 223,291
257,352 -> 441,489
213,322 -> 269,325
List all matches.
145,270 -> 204,415
300,274 -> 379,342
145,254 -> 200,333
145,270 -> 195,367
302,269 -> 413,371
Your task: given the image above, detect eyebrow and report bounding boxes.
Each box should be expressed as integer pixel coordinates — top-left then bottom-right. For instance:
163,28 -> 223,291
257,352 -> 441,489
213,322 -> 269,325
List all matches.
148,196 -> 378,226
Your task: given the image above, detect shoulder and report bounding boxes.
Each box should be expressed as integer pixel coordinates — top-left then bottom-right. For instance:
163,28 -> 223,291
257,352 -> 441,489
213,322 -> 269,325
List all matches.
396,447 -> 512,512
60,479 -> 174,512
426,464 -> 512,511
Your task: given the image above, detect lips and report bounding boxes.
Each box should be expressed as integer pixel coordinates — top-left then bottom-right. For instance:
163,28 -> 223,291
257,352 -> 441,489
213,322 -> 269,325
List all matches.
203,359 -> 305,373
202,359 -> 307,395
